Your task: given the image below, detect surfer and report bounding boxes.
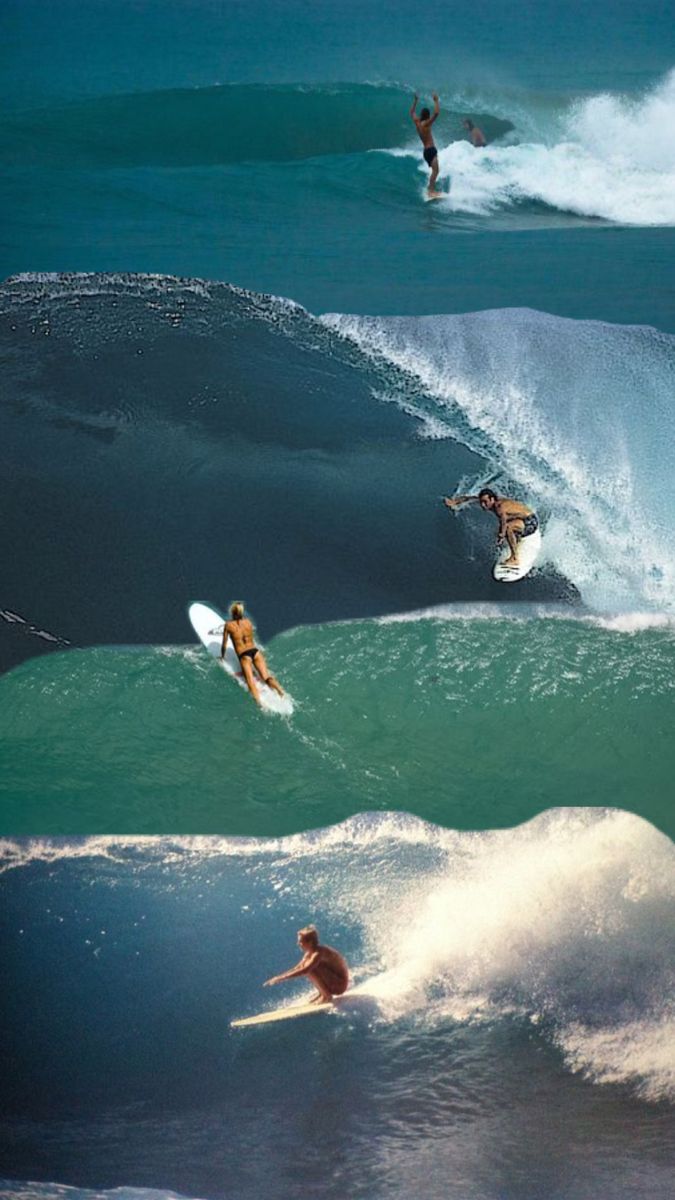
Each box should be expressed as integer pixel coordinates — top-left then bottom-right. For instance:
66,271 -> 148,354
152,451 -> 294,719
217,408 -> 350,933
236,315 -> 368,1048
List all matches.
264,926 -> 350,1004
410,91 -> 442,197
220,601 -> 284,708
463,118 -> 487,147
444,488 -> 539,567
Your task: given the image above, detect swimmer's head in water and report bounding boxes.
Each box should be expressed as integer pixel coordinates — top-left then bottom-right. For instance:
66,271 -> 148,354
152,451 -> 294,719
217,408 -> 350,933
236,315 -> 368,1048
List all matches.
420,107 -> 430,120
463,118 -> 474,130
298,925 -> 319,948
231,601 -> 245,619
479,488 -> 498,509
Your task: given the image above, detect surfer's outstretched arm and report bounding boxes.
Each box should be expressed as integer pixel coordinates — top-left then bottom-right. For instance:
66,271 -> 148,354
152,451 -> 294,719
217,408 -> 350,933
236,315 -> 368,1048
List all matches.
220,625 -> 229,658
410,92 -> 418,120
264,952 -> 317,987
443,494 -> 479,509
429,92 -> 440,123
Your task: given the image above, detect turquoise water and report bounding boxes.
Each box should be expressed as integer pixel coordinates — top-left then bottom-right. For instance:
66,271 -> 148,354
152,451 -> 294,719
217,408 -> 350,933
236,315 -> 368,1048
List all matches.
2,611 -> 673,836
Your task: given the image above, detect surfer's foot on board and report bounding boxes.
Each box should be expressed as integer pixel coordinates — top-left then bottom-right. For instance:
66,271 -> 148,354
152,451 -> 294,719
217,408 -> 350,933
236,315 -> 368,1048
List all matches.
309,991 -> 331,1004
501,556 -> 520,567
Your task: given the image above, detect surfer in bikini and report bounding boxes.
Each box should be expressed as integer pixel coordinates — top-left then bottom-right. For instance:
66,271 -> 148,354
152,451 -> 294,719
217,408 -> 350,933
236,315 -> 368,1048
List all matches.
463,117 -> 487,147
444,488 -> 539,567
410,91 -> 442,197
220,601 -> 284,708
264,926 -> 350,1004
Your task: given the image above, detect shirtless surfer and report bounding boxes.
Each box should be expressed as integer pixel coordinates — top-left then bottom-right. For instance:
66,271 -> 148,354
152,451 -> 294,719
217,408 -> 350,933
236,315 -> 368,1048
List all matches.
444,488 -> 539,567
463,117 -> 487,147
410,92 -> 442,197
220,601 -> 284,708
264,926 -> 350,1004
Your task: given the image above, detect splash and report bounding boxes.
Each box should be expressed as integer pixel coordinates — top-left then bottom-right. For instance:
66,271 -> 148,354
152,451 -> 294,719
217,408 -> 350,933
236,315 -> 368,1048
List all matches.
406,71 -> 675,225
350,810 -> 675,1102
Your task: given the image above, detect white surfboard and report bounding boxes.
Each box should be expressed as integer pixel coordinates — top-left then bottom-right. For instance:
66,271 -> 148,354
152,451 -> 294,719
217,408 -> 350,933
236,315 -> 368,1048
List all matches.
188,601 -> 293,715
493,527 -> 542,583
231,994 -> 356,1028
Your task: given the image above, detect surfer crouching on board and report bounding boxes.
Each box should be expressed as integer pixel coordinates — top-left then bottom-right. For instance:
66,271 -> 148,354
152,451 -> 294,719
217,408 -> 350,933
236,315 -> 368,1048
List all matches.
221,601 -> 284,708
444,488 -> 539,567
264,926 -> 350,1004
410,91 -> 442,197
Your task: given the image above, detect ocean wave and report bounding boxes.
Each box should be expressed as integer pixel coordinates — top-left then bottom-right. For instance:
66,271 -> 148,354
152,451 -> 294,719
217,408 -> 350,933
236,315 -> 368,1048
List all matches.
321,306 -> 675,613
0,82 -> 412,168
3,271 -> 674,622
2,810 -> 674,1102
405,70 -> 675,225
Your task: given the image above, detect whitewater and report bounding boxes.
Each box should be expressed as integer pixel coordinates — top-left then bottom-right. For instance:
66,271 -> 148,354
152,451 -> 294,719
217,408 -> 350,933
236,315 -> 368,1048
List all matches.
392,70 -> 675,225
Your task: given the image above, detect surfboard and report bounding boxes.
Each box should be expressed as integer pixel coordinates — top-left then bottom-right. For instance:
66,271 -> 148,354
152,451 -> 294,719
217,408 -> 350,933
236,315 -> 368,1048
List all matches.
493,527 -> 542,583
231,994 -> 354,1028
188,601 -> 293,715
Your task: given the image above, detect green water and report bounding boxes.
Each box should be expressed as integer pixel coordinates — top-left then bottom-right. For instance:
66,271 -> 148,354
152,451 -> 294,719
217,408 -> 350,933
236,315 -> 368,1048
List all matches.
2,612 -> 672,837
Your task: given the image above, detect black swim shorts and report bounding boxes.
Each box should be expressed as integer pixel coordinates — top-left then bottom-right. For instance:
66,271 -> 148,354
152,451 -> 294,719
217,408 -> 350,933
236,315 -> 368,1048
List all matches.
423,146 -> 438,166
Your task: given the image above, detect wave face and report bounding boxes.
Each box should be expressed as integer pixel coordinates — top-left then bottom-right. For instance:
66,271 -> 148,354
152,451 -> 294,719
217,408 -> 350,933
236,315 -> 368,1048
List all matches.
2,610 -> 673,837
1,813 -> 674,1200
1,83 -> 414,168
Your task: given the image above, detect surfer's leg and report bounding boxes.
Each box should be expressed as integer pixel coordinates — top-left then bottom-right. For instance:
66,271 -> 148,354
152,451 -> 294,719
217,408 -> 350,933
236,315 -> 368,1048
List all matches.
306,970 -> 333,1003
240,657 -> 262,706
429,157 -> 440,193
253,651 -> 284,695
307,965 -> 348,1003
502,520 -> 524,566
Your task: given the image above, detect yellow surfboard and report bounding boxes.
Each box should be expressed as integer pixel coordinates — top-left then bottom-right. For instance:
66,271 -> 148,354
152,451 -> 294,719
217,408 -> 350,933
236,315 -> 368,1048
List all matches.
231,998 -> 339,1028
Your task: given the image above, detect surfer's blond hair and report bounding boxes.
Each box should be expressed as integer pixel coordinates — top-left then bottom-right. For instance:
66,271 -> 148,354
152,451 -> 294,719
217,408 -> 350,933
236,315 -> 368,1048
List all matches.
298,925 -> 319,946
231,601 -> 245,619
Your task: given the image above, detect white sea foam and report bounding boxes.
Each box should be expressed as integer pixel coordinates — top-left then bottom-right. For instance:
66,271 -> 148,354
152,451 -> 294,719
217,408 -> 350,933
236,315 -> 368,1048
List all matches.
349,809 -> 675,1101
376,602 -> 675,633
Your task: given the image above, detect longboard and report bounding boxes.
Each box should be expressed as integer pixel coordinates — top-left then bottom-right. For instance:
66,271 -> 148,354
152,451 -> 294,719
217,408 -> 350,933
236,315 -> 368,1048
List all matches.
493,528 -> 542,583
188,601 -> 293,715
231,994 -> 356,1028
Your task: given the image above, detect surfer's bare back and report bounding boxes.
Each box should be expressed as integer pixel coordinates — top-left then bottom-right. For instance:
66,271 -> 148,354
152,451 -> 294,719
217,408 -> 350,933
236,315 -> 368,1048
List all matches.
444,487 -> 539,567
410,91 -> 441,197
264,926 -> 350,1004
221,601 -> 284,707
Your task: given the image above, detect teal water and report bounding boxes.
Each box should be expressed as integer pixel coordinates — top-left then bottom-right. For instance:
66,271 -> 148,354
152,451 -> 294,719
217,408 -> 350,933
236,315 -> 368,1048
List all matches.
3,3 -> 675,326
2,611 -> 673,836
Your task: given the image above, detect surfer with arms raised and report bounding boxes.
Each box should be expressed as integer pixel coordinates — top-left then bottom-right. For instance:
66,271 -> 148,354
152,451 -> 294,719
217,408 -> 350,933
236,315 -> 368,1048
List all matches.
410,91 -> 442,197
264,926 -> 350,1004
221,601 -> 284,708
444,488 -> 539,568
